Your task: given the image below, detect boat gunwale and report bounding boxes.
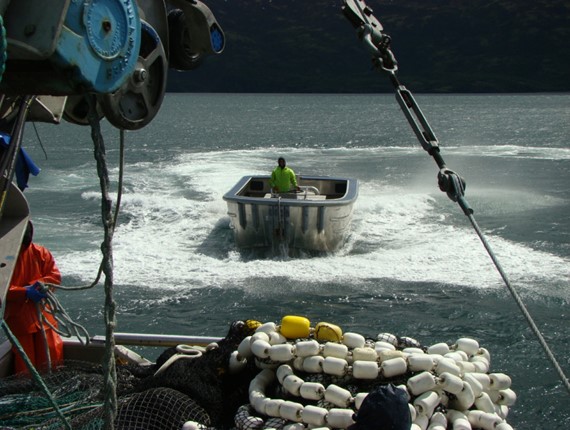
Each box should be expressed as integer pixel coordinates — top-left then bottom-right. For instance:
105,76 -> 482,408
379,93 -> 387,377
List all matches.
0,333 -> 225,377
222,175 -> 358,207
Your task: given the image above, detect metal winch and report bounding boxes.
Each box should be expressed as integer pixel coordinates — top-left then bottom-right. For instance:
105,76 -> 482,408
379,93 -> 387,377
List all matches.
0,0 -> 225,130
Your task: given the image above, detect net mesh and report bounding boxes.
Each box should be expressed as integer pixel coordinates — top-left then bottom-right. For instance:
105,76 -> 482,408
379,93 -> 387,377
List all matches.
0,321 -> 256,429
66,387 -> 211,430
0,323 -> 440,430
0,361 -> 106,428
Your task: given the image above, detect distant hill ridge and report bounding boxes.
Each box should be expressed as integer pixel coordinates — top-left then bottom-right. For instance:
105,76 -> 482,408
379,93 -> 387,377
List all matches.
167,0 -> 570,93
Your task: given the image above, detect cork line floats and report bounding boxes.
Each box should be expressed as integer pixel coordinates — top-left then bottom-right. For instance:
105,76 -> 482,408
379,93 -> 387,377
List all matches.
178,316 -> 516,430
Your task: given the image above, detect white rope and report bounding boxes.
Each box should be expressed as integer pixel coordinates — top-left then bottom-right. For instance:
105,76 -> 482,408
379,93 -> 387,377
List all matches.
38,289 -> 91,345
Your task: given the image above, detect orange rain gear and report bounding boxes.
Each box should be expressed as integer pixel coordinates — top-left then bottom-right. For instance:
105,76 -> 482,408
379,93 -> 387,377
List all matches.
4,243 -> 63,374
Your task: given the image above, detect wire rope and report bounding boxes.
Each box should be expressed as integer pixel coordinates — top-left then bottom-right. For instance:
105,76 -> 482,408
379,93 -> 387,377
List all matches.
343,0 -> 570,395
466,212 -> 570,394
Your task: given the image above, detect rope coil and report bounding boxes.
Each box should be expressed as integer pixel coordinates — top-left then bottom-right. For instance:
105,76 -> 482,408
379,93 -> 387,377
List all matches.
37,289 -> 91,345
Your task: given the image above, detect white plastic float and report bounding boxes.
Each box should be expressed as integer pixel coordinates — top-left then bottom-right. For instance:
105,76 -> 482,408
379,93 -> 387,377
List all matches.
184,315 -> 517,430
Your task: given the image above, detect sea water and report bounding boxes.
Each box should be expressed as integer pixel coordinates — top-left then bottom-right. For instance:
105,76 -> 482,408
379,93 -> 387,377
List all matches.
7,93 -> 570,428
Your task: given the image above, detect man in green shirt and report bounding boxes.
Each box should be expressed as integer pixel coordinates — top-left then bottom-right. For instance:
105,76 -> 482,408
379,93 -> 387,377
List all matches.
270,157 -> 301,193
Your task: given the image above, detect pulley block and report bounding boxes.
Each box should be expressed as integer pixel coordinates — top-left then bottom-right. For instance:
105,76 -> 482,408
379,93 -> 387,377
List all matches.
98,20 -> 168,130
167,9 -> 203,71
166,0 -> 225,71
58,0 -> 141,93
62,95 -> 104,126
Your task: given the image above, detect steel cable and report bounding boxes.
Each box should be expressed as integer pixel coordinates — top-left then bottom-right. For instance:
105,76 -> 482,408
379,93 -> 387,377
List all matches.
343,0 -> 570,396
465,212 -> 570,394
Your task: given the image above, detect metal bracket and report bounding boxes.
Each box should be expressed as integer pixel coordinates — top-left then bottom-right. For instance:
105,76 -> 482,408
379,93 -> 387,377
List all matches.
169,0 -> 225,55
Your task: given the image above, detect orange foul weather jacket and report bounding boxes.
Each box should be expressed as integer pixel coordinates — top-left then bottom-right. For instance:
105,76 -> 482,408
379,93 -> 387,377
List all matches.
4,243 -> 63,373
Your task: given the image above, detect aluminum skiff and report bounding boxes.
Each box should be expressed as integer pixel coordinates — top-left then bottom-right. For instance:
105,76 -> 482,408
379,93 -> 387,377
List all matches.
223,175 -> 358,252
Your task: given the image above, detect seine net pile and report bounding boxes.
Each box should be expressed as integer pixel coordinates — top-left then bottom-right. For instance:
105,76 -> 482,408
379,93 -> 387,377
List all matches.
0,319 -> 517,429
0,321 -> 257,429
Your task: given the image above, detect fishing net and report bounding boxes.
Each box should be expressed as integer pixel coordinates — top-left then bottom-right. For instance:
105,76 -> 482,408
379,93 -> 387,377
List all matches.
0,319 -> 517,429
68,387 -> 211,430
135,320 -> 260,428
0,320 -> 257,430
0,360 -> 151,429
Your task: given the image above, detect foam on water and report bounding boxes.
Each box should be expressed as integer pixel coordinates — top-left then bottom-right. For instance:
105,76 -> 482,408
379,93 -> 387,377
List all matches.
450,145 -> 570,160
52,147 -> 569,300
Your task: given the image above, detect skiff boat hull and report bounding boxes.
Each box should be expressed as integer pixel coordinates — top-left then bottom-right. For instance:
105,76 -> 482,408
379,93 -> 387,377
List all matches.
223,175 -> 358,253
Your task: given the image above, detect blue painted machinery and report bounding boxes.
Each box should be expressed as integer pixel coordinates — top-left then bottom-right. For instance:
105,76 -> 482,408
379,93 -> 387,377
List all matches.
0,0 -> 225,312
0,0 -> 225,129
0,0 -> 141,95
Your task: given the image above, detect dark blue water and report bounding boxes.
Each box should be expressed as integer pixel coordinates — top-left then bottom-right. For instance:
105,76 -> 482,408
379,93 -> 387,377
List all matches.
9,93 -> 570,428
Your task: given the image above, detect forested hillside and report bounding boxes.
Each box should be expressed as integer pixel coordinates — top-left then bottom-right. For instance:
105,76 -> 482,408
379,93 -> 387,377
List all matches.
167,0 -> 570,93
